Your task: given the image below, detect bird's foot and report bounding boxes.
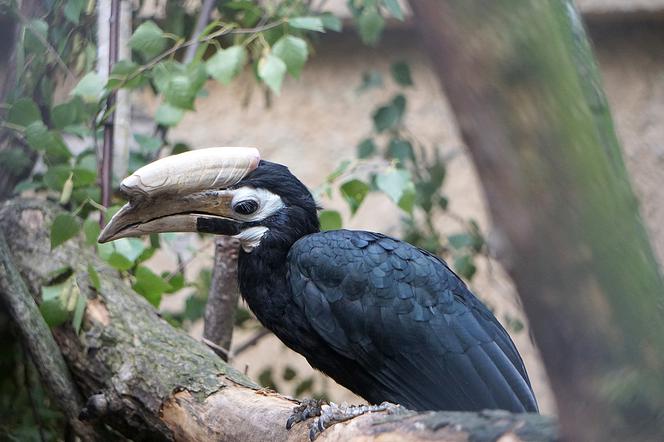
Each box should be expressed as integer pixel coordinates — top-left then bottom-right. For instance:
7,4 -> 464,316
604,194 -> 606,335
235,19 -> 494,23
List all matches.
289,401 -> 401,441
286,398 -> 324,430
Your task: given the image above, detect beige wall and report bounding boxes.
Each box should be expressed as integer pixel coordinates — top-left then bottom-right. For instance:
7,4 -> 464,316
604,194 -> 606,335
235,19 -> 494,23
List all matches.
146,22 -> 664,417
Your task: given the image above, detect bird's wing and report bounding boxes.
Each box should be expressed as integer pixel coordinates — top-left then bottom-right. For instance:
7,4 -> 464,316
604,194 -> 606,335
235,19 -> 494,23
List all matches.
287,230 -> 538,412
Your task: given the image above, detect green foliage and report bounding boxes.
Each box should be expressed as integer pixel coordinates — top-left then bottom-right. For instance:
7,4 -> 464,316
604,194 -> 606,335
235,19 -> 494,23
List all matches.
50,213 -> 81,249
206,45 -> 247,84
258,54 -> 287,94
129,21 -> 167,59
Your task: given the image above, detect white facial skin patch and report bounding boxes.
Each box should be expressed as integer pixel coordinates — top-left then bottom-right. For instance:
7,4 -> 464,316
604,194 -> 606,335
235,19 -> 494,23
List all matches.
228,186 -> 284,251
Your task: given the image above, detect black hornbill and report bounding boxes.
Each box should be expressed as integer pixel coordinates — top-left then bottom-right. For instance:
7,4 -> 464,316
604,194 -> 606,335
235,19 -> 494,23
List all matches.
99,147 -> 538,414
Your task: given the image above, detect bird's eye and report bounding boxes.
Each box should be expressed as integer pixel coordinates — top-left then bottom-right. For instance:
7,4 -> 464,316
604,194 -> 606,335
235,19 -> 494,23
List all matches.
233,199 -> 259,215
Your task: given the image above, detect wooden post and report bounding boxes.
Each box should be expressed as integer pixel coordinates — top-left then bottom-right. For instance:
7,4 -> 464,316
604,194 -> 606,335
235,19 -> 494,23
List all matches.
410,1 -> 664,440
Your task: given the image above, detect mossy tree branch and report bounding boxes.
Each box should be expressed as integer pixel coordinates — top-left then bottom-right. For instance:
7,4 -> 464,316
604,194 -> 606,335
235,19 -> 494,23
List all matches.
0,198 -> 556,441
411,1 -> 664,440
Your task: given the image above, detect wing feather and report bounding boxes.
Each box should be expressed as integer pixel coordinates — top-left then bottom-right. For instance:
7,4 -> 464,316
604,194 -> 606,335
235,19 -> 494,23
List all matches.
288,230 -> 538,412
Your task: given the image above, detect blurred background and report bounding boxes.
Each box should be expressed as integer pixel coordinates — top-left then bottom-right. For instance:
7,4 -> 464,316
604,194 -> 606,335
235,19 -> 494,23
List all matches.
2,0 -> 664,439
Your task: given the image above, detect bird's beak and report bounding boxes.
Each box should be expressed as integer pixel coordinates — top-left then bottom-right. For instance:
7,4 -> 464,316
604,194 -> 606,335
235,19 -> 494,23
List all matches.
98,147 -> 261,243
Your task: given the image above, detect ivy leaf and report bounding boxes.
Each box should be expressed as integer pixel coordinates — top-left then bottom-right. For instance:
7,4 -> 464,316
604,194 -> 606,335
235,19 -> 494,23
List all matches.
289,16 -> 325,32
133,266 -> 172,307
398,186 -> 416,214
320,13 -> 343,32
340,179 -> 370,215
51,213 -> 81,249
383,0 -> 404,20
273,36 -> 308,79
258,54 -> 287,95
64,0 -> 85,24
390,61 -> 413,86
72,72 -> 105,103
357,138 -> 376,159
206,45 -> 247,85
129,21 -> 166,59
358,7 -> 385,46
319,210 -> 342,231
155,103 -> 184,126
372,94 -> 406,132
7,98 -> 41,127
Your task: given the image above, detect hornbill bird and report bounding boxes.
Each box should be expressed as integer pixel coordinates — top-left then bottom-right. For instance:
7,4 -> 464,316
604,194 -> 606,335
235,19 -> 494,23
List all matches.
99,147 -> 538,417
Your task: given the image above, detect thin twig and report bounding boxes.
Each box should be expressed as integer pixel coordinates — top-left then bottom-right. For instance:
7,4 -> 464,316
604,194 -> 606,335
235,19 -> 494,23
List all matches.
233,328 -> 271,357
183,0 -> 216,64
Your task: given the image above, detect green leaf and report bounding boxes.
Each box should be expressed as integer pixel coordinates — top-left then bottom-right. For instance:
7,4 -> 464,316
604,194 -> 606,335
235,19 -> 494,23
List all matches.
133,265 -> 171,307
340,179 -> 370,215
448,233 -> 475,250
24,121 -> 49,151
390,61 -> 413,86
7,98 -> 41,127
289,16 -> 325,32
357,138 -> 376,159
273,36 -> 308,79
258,54 -> 287,94
24,19 -> 48,53
376,168 -> 412,204
398,186 -> 416,214
71,286 -> 86,334
40,282 -> 71,327
155,103 -> 184,126
83,218 -> 101,246
164,73 -> 195,109
383,0 -> 404,20
206,45 -> 247,85
386,138 -> 413,163
64,0 -> 85,24
87,263 -> 101,291
113,238 -> 146,263
106,252 -> 134,270
107,60 -> 145,89
320,13 -> 343,32
129,21 -> 166,59
52,97 -> 85,130
295,377 -> 314,396
51,213 -> 81,249
358,7 -> 385,45
134,134 -> 162,153
283,366 -> 297,381
372,94 -> 406,132
357,70 -> 383,93
319,210 -> 342,231
71,72 -> 105,103
454,255 -> 477,280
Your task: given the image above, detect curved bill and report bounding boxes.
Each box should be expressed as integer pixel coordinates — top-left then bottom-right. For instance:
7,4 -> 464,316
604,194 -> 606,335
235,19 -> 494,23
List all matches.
98,147 -> 260,243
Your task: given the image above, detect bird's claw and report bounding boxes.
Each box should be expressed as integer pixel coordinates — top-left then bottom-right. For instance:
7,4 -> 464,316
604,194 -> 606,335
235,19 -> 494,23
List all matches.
286,398 -> 323,430
307,401 -> 402,441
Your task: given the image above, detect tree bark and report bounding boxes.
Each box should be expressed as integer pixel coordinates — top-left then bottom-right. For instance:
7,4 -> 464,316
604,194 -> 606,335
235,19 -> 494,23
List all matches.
411,1 -> 664,441
0,198 -> 557,441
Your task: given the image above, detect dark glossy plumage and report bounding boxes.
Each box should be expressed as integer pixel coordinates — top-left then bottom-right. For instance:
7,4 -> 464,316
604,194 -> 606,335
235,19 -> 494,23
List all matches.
236,161 -> 538,413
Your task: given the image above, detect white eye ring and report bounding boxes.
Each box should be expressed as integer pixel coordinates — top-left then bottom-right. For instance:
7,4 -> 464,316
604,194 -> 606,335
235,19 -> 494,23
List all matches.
233,199 -> 259,215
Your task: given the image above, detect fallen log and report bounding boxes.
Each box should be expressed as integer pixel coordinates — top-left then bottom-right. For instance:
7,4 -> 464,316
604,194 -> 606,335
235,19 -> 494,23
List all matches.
0,198 -> 557,441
